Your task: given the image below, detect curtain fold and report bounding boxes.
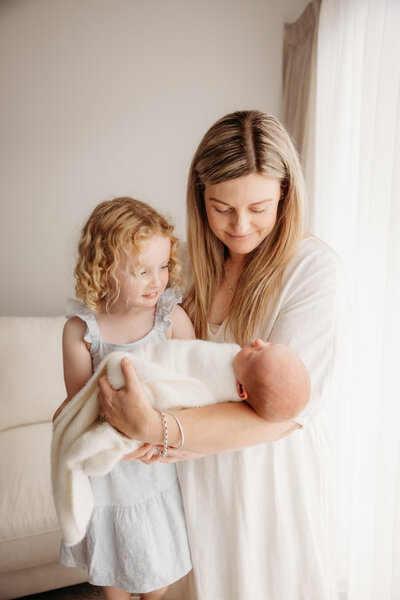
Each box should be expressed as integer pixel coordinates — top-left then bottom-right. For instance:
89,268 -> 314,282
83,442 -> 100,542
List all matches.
312,1 -> 400,599
283,1 -> 400,599
282,0 -> 321,221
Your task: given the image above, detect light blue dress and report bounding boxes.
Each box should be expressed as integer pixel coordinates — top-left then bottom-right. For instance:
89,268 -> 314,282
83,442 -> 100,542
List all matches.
59,288 -> 192,594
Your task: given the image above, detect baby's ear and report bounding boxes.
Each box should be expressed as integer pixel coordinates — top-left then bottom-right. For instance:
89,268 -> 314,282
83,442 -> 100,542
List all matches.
236,381 -> 248,400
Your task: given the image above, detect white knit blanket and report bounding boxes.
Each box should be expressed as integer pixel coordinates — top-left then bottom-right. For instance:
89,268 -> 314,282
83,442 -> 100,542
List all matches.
51,339 -> 240,546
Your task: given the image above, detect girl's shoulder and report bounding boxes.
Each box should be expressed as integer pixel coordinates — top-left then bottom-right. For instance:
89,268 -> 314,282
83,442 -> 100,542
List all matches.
154,287 -> 183,333
65,298 -> 100,345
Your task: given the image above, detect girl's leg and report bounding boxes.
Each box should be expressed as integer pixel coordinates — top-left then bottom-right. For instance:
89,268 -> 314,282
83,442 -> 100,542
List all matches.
102,585 -> 131,600
140,585 -> 169,600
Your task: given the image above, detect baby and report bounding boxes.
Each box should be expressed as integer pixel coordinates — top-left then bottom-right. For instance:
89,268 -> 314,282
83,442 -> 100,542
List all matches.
52,337 -> 310,546
233,338 -> 310,422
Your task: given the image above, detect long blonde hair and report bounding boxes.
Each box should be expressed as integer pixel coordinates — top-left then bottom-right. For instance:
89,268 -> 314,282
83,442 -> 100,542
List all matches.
182,110 -> 305,344
74,197 -> 181,312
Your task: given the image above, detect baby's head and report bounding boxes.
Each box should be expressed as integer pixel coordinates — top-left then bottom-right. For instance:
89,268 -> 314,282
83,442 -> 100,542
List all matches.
74,197 -> 182,312
233,339 -> 310,422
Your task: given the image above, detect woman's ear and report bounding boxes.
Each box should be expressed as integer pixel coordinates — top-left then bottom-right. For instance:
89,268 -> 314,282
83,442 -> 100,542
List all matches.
236,381 -> 248,400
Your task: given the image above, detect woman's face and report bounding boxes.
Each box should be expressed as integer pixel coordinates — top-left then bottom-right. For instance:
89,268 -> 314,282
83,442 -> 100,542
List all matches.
204,172 -> 281,258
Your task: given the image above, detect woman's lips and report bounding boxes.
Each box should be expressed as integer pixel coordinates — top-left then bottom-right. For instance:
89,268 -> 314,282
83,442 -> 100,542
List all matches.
226,232 -> 253,240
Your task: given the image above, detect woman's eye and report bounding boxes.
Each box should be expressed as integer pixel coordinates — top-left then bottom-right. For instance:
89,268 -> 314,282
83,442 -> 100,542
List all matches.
161,264 -> 169,270
214,207 -> 232,214
250,208 -> 265,214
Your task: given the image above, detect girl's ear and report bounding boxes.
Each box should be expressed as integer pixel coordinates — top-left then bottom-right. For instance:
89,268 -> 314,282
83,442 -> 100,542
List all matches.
236,381 -> 248,400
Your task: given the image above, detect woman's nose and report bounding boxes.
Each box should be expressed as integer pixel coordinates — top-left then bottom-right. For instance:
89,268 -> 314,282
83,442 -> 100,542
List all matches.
231,211 -> 249,233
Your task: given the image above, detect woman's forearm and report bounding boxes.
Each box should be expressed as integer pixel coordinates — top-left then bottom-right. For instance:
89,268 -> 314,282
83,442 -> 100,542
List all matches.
147,402 -> 299,454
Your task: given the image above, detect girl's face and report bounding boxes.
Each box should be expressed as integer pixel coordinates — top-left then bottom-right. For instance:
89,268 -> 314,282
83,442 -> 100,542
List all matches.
204,172 -> 281,258
115,235 -> 171,309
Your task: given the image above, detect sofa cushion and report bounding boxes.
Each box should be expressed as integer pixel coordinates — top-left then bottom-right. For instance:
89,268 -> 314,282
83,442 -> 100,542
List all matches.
0,316 -> 65,432
0,422 -> 61,572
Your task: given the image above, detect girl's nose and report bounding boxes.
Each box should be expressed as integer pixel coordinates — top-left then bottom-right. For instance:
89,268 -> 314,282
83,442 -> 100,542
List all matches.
149,270 -> 161,287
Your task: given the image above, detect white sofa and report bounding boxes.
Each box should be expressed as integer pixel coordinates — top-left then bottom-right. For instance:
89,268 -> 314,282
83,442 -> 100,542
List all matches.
0,316 -> 87,600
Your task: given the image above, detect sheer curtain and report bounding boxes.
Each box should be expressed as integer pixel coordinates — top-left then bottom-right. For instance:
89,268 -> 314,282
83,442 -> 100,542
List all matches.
311,1 -> 400,599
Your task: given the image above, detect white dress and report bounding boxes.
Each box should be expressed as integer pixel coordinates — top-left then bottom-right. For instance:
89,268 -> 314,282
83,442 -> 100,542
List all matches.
170,236 -> 343,600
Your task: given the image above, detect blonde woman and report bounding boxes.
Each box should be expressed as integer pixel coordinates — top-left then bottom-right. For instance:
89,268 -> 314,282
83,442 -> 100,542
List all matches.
98,111 -> 343,600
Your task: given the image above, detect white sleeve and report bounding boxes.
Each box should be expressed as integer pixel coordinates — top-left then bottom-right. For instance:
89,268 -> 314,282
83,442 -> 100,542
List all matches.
268,242 -> 345,428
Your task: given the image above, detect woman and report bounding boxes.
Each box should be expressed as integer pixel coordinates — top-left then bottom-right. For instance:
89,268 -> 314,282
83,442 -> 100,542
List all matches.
99,111 -> 343,600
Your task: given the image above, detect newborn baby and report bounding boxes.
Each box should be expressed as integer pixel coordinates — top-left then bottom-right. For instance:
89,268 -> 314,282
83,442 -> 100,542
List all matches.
52,337 -> 310,546
233,338 -> 310,421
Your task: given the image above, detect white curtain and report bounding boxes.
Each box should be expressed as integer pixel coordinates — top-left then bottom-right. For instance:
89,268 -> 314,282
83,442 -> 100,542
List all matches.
311,1 -> 400,599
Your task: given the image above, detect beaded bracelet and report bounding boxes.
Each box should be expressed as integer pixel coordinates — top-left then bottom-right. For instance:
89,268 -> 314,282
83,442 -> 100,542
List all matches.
165,410 -> 184,449
158,409 -> 168,457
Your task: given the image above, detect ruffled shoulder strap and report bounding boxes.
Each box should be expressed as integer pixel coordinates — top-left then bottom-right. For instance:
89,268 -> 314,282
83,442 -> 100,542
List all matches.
154,287 -> 182,332
66,298 -> 100,345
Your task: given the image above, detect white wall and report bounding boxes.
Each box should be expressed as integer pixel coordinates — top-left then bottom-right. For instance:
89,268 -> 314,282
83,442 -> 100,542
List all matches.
0,0 -> 308,316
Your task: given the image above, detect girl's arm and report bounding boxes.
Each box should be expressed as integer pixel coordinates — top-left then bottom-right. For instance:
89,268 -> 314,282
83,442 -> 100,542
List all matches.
169,304 -> 196,340
52,317 -> 92,421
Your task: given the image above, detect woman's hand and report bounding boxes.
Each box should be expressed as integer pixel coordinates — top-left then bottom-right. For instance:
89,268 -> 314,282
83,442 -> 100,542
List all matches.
98,357 -> 160,442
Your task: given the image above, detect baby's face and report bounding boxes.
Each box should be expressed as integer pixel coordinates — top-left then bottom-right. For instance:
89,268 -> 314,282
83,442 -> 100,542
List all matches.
233,338 -> 274,384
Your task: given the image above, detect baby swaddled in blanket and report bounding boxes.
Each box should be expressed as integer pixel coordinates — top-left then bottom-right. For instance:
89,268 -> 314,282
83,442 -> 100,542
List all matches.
51,337 -> 310,546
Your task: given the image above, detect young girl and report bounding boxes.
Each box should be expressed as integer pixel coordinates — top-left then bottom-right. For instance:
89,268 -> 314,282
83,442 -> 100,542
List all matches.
54,197 -> 194,600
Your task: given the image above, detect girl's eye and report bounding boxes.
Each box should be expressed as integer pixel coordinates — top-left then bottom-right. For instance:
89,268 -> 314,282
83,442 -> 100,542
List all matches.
250,208 -> 265,214
161,264 -> 169,270
214,207 -> 232,214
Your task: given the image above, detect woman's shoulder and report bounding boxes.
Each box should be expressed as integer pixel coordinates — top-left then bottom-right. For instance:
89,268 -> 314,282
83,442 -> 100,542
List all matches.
282,235 -> 345,297
290,235 -> 342,275
295,235 -> 341,266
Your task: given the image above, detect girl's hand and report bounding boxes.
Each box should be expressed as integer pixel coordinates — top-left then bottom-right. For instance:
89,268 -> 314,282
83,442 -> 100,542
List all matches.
155,447 -> 206,464
122,444 -> 205,464
122,443 -> 157,461
98,357 -> 160,441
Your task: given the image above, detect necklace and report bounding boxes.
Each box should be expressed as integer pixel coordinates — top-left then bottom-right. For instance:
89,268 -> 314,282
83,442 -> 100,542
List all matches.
223,262 -> 234,295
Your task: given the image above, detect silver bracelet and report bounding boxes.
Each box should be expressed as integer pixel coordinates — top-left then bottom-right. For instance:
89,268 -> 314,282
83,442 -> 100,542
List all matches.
158,410 -> 168,457
165,410 -> 184,450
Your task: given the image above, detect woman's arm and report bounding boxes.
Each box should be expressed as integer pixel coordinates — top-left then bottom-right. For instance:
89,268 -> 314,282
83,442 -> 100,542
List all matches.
98,358 -> 298,455
52,317 -> 92,421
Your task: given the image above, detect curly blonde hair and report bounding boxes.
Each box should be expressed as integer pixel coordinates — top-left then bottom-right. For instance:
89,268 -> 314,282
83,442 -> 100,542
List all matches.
182,110 -> 305,345
74,197 -> 182,312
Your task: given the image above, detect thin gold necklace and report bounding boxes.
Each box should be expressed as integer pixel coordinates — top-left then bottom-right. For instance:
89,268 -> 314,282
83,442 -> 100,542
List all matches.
223,262 -> 234,295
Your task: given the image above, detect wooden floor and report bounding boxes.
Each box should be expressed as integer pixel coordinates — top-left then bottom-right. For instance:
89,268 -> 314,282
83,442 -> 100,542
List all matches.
17,582 -> 140,600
